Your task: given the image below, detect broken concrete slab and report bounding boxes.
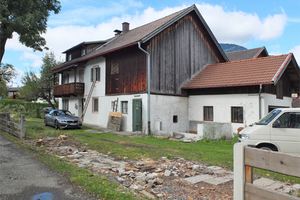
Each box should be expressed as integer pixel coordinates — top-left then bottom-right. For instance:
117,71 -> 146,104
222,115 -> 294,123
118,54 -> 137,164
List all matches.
184,174 -> 212,184
253,177 -> 276,187
204,177 -> 233,185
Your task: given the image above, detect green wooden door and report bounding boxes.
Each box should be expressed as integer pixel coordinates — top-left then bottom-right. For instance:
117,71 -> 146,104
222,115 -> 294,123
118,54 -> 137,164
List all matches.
132,99 -> 142,132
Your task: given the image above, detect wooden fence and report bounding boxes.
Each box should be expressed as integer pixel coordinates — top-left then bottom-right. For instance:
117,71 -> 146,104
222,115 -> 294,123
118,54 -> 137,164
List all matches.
0,113 -> 26,139
234,143 -> 300,200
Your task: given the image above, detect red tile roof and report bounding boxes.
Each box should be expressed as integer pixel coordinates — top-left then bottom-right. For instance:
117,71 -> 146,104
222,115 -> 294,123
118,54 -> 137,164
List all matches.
182,54 -> 293,89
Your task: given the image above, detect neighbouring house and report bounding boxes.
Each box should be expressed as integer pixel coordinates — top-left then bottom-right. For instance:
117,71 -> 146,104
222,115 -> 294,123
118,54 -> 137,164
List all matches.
8,87 -> 21,99
52,5 -> 300,138
225,46 -> 269,61
293,97 -> 300,108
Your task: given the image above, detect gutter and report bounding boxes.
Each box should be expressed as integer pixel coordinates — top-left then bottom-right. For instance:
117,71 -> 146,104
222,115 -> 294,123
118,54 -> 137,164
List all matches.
259,84 -> 262,119
138,42 -> 151,136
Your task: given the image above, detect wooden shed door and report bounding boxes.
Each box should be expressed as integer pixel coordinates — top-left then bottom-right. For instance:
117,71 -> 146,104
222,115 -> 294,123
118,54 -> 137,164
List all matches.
132,99 -> 142,132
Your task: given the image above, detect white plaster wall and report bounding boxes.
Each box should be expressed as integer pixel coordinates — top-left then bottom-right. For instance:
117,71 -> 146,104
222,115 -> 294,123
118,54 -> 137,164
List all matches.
261,93 -> 292,115
189,93 -> 293,134
83,94 -> 148,133
189,94 -> 260,134
151,95 -> 189,133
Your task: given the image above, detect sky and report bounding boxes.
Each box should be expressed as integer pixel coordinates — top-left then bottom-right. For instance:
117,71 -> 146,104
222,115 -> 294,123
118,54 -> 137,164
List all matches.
2,0 -> 300,87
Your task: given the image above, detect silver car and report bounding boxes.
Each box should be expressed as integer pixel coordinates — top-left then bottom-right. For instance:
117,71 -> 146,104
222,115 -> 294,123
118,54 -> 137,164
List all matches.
44,109 -> 82,129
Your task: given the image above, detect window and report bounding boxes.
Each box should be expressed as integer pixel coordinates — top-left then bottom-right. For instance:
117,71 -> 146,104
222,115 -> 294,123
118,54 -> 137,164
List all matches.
274,112 -> 300,128
204,106 -> 213,121
63,74 -> 69,84
231,107 -> 243,123
81,49 -> 86,56
90,66 -> 100,82
173,115 -> 178,123
92,97 -> 99,113
121,101 -> 128,114
68,54 -> 72,61
62,99 -> 69,110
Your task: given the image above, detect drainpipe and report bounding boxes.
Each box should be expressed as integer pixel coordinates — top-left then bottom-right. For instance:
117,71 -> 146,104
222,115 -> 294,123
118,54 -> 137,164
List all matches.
259,84 -> 262,119
138,42 -> 151,136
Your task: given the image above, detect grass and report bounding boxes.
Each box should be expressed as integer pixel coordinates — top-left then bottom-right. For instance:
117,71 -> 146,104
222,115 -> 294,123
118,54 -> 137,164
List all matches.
1,117 -> 300,198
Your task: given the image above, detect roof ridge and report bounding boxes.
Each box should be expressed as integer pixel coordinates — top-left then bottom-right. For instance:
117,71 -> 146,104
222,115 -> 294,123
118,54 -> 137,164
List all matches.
225,46 -> 263,55
125,6 -> 191,34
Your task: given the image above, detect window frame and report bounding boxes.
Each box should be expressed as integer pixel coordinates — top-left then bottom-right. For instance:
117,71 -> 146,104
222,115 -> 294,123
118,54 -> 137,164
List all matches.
231,107 -> 243,123
62,99 -> 69,110
91,66 -> 100,82
121,101 -> 128,114
203,106 -> 213,121
92,97 -> 99,113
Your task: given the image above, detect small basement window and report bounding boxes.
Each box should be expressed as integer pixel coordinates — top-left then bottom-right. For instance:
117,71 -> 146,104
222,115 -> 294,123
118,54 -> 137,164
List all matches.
173,115 -> 178,123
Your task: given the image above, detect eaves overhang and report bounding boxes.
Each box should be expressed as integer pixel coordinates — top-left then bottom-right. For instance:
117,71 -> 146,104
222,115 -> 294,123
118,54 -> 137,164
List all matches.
181,82 -> 274,90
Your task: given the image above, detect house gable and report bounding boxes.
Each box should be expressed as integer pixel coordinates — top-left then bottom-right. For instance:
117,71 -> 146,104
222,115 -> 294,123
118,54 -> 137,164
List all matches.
226,46 -> 268,61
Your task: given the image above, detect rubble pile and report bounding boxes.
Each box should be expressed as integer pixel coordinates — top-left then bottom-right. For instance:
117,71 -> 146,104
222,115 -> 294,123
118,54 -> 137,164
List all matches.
36,135 -> 300,199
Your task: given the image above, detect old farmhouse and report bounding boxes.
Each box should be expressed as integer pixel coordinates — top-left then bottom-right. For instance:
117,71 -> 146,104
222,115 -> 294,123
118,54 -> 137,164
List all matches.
52,5 -> 300,138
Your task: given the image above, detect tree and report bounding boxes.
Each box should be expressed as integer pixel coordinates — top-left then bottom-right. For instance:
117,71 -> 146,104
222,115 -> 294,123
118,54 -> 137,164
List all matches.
0,0 -> 61,63
0,63 -> 16,98
0,63 -> 16,82
20,52 -> 59,108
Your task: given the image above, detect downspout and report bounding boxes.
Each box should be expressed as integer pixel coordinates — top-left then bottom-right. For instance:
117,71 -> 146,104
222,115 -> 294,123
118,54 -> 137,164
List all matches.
138,42 -> 151,136
259,84 -> 262,119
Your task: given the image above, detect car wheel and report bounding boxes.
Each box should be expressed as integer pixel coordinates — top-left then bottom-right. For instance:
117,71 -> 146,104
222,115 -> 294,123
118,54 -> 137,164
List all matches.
260,146 -> 272,151
44,119 -> 47,126
55,120 -> 60,130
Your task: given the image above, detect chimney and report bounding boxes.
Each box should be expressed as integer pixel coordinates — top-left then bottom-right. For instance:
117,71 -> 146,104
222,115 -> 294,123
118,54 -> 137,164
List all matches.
114,29 -> 122,36
122,22 -> 129,33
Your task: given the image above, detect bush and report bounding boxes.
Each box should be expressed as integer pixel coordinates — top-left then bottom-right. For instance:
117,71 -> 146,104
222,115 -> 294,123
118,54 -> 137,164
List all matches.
0,99 -> 56,118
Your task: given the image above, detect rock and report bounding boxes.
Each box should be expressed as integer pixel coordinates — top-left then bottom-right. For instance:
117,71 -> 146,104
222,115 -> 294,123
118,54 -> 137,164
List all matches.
164,170 -> 171,177
155,168 -> 163,172
156,178 -> 164,185
135,162 -> 145,166
140,190 -> 156,199
136,175 -> 147,184
183,139 -> 192,143
156,194 -> 163,198
192,165 -> 200,170
116,177 -> 125,183
146,173 -> 158,180
67,154 -> 83,159
130,184 -> 143,191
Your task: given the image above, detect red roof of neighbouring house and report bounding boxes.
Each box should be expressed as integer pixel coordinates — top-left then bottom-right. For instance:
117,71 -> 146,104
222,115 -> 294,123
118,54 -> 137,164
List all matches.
182,53 -> 296,89
52,5 -> 228,73
226,46 -> 268,61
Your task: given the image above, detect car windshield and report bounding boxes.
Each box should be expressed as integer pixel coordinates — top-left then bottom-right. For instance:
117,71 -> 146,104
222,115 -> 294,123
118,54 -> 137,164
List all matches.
256,109 -> 282,125
56,110 -> 73,116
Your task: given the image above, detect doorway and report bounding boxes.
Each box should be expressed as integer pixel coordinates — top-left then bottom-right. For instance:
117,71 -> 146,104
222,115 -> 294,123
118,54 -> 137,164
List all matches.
132,99 -> 142,132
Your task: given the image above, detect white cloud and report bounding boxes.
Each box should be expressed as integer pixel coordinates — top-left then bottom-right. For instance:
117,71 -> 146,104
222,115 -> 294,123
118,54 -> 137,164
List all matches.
196,3 -> 287,45
289,45 -> 300,64
19,52 -> 43,68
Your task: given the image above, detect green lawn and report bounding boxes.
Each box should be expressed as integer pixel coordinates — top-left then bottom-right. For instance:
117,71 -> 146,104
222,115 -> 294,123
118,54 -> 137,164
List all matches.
1,118 -> 299,199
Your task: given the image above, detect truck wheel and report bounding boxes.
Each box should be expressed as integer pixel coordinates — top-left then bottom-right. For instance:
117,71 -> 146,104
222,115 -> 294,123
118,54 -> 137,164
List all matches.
260,146 -> 272,151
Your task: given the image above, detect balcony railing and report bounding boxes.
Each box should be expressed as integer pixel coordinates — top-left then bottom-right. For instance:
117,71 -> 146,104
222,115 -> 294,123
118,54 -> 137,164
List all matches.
53,82 -> 84,97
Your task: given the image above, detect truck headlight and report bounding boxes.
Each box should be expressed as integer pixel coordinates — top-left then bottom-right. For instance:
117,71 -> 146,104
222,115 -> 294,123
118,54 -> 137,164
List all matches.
241,134 -> 250,140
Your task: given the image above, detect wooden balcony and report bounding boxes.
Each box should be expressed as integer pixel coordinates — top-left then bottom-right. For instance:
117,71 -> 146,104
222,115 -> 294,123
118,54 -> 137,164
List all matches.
53,83 -> 84,97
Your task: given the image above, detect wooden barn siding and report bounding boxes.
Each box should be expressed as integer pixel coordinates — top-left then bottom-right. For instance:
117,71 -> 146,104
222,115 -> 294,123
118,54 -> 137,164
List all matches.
147,14 -> 219,95
105,46 -> 147,94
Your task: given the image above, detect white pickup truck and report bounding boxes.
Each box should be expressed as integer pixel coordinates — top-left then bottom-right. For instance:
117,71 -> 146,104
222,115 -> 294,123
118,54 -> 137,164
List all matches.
239,108 -> 300,155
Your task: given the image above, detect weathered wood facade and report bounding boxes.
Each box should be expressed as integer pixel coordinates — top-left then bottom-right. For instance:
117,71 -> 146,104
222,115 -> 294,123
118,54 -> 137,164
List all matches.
105,46 -> 147,94
147,13 -> 221,95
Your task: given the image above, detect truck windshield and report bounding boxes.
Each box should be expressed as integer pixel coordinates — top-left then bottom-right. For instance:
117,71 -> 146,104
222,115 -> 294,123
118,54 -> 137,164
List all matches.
256,110 -> 282,125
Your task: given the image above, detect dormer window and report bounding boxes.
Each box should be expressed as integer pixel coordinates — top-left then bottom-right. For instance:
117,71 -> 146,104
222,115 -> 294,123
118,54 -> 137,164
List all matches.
81,49 -> 86,56
68,54 -> 72,61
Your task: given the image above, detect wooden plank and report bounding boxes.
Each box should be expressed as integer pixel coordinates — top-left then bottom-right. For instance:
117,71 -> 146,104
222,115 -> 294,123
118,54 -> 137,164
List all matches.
245,166 -> 253,183
245,147 -> 300,178
109,112 -> 122,118
245,183 -> 299,200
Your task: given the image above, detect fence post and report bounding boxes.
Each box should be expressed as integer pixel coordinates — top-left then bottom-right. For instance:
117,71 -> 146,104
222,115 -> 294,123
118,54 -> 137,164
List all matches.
6,113 -> 10,132
20,114 -> 25,139
234,143 -> 246,200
